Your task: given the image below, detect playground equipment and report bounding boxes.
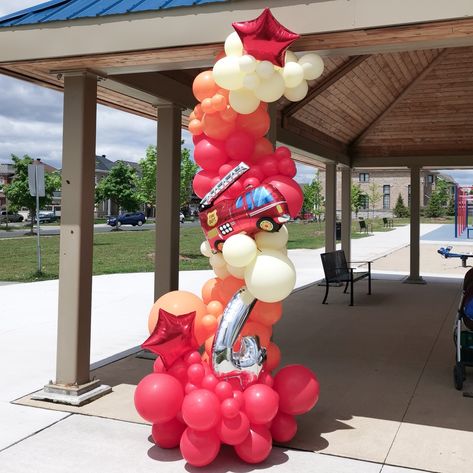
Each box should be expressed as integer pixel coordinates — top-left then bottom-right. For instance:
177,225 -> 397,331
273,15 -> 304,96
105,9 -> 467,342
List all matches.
455,186 -> 473,238
438,246 -> 473,267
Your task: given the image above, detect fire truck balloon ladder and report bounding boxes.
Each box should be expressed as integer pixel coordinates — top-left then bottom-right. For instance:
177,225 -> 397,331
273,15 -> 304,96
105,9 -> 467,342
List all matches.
199,162 -> 250,211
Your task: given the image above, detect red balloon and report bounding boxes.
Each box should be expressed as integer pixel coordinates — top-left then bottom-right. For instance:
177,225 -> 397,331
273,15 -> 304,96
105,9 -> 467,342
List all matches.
217,411 -> 250,445
278,157 -> 297,178
182,389 -> 221,431
233,390 -> 245,409
167,359 -> 188,385
253,137 -> 274,161
243,384 -> 279,425
274,146 -> 292,160
184,351 -> 202,366
192,170 -> 217,198
134,373 -> 184,424
185,382 -> 199,394
234,424 -> 272,464
259,371 -> 274,387
263,175 -> 303,218
221,398 -> 240,419
245,165 -> 265,182
152,417 -> 186,449
236,107 -> 270,138
187,363 -> 205,385
225,130 -> 255,161
273,365 -> 319,415
194,138 -> 228,172
243,177 -> 260,188
218,163 -> 233,178
153,357 -> 166,373
270,412 -> 297,443
215,381 -> 233,401
221,180 -> 243,199
180,427 -> 221,467
202,374 -> 219,391
260,155 -> 279,177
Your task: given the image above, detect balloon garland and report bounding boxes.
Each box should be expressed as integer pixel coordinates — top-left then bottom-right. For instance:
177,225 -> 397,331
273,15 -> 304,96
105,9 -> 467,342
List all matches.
135,9 -> 323,467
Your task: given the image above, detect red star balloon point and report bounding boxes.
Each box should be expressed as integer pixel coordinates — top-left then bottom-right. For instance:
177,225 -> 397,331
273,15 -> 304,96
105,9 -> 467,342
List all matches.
232,8 -> 300,67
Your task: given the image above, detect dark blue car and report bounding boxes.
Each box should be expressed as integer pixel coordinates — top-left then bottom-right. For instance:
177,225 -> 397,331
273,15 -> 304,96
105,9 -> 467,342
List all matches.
107,212 -> 146,228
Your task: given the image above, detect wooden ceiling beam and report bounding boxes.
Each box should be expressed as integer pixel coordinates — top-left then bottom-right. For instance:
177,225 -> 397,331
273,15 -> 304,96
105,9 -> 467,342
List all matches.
349,49 -> 449,148
352,154 -> 473,168
282,55 -> 369,121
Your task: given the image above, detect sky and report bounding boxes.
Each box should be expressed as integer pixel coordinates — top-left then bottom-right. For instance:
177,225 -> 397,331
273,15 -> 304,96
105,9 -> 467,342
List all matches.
0,1 -> 469,186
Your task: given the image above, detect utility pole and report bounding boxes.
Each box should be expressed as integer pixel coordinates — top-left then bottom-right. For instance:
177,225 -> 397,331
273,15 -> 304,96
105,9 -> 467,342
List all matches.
28,158 -> 45,274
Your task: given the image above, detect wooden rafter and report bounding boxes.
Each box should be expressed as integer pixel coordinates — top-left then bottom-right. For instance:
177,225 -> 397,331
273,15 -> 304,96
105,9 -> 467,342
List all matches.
349,49 -> 450,148
282,55 -> 369,122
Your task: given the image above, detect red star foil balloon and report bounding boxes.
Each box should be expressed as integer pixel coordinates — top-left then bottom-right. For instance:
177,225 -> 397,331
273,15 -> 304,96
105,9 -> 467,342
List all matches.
232,8 -> 300,67
142,309 -> 198,368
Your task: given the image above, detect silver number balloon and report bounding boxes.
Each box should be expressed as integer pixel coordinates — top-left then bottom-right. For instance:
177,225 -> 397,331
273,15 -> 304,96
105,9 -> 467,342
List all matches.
211,287 -> 266,387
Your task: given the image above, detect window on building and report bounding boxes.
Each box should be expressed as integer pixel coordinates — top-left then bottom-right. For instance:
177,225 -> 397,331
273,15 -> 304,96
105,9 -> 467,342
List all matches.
360,194 -> 369,209
427,175 -> 434,184
383,185 -> 390,209
407,185 -> 411,206
359,172 -> 369,183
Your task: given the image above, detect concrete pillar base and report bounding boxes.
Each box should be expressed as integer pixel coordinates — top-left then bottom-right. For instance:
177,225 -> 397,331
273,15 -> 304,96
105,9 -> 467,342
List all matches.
31,379 -> 111,406
403,275 -> 427,285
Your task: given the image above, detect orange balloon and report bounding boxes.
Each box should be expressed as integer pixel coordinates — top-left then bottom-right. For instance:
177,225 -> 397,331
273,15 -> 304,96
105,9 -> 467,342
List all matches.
252,137 -> 274,161
148,290 -> 207,334
189,111 -> 196,121
211,94 -> 227,112
193,70 -> 220,102
207,300 -> 224,317
250,301 -> 283,326
201,278 -> 224,304
220,106 -> 238,123
202,314 -> 218,332
242,321 -> 272,348
202,112 -> 236,140
188,119 -> 203,136
265,342 -> 281,372
205,335 -> 215,356
217,88 -> 229,99
220,276 -> 245,302
236,107 -> 270,138
194,104 -> 203,120
194,312 -> 219,346
201,97 -> 216,114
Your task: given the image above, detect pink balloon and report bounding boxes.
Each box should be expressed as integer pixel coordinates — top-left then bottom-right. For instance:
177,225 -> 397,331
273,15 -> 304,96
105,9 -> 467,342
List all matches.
187,363 -> 205,385
273,365 -> 319,415
278,157 -> 297,178
184,351 -> 202,366
194,138 -> 229,171
243,384 -> 279,425
217,411 -> 250,445
134,373 -> 184,424
233,390 -> 245,409
221,398 -> 240,419
234,424 -> 272,464
202,374 -> 219,391
263,175 -> 303,218
192,170 -> 217,198
182,389 -> 221,431
152,417 -> 186,449
274,146 -> 292,160
225,130 -> 255,161
260,155 -> 279,177
185,382 -> 199,394
270,412 -> 297,443
180,427 -> 221,467
215,381 -> 233,401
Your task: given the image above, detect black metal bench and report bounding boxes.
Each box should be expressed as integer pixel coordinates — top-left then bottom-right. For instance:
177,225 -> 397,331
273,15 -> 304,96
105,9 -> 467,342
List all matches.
358,219 -> 372,233
320,250 -> 372,306
383,217 -> 393,228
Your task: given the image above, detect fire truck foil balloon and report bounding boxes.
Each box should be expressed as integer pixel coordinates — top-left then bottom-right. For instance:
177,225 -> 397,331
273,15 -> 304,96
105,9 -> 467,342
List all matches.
199,162 -> 291,253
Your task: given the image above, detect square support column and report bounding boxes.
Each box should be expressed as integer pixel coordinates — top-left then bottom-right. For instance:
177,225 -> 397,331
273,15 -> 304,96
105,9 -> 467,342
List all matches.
341,167 -> 352,262
154,103 -> 182,301
325,163 -> 337,252
404,165 -> 425,284
33,72 -> 111,406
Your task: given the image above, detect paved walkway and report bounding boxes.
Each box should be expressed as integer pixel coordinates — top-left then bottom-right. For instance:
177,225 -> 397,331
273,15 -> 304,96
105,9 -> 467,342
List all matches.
0,224 -> 447,473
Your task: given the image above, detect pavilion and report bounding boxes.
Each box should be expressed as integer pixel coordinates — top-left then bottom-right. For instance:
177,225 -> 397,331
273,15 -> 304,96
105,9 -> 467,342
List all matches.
1,0 -> 473,404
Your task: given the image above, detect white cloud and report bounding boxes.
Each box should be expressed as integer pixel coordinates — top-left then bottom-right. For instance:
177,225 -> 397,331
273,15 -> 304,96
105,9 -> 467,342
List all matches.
438,170 -> 473,187
0,1 -> 38,17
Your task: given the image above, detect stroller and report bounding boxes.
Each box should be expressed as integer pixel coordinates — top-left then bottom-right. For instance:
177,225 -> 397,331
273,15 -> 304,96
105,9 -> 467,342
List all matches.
453,268 -> 473,390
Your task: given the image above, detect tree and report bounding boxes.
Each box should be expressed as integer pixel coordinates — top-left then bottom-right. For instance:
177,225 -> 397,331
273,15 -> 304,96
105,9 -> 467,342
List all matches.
95,161 -> 140,215
367,182 -> 382,218
180,145 -> 198,209
425,187 -> 445,218
302,174 -> 324,221
137,145 -> 157,211
3,154 -> 61,233
393,193 -> 409,218
446,195 -> 455,217
351,184 -> 366,218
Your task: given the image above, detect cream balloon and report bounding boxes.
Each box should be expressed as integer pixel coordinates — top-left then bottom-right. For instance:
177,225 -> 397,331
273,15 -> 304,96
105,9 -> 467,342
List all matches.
222,234 -> 258,268
227,264 -> 246,279
254,72 -> 285,102
243,73 -> 260,90
282,62 -> 305,88
298,53 -> 324,80
255,225 -> 289,250
214,265 -> 230,279
200,240 -> 212,257
229,88 -> 260,114
239,55 -> 257,73
244,249 -> 296,303
256,60 -> 275,79
209,253 -> 226,269
224,32 -> 243,57
285,50 -> 298,63
213,56 -> 245,90
284,80 -> 309,102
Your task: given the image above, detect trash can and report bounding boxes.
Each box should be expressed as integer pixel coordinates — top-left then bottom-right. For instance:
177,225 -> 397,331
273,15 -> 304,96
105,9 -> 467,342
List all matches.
336,221 -> 341,240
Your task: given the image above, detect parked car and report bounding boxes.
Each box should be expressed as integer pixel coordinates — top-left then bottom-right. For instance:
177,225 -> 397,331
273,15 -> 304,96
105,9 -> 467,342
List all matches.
0,210 -> 24,223
107,212 -> 146,227
33,211 -> 60,223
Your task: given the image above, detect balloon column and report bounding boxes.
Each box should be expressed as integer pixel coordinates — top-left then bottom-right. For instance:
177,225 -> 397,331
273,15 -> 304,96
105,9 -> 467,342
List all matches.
135,8 -> 323,467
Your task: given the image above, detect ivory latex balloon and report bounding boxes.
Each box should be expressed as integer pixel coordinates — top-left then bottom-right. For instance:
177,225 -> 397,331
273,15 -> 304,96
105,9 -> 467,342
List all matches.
227,264 -> 246,279
222,234 -> 258,268
282,62 -> 304,88
243,73 -> 261,90
213,265 -> 230,279
298,53 -> 324,80
255,226 -> 289,250
209,253 -> 226,269
256,61 -> 275,79
284,80 -> 309,102
285,50 -> 298,63
254,73 -> 285,102
245,249 -> 296,303
224,32 -> 244,57
239,55 -> 257,73
200,240 -> 212,257
213,56 -> 245,90
229,88 -> 260,114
